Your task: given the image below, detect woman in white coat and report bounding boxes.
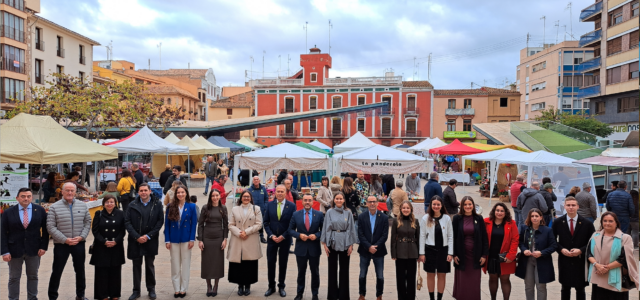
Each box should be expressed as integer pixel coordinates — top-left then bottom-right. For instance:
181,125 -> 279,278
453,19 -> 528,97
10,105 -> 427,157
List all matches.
419,195 -> 454,300
227,190 -> 263,296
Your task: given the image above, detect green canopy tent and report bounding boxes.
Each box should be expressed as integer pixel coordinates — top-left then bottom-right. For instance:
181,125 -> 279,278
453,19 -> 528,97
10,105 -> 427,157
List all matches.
294,142 -> 333,156
293,142 -> 330,183
231,141 -> 252,152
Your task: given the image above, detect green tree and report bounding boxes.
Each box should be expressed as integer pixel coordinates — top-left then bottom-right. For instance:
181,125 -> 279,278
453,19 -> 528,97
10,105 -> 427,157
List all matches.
534,106 -> 613,137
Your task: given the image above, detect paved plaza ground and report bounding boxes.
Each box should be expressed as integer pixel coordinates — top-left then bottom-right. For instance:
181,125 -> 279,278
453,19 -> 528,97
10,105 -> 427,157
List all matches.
1,176 -> 638,300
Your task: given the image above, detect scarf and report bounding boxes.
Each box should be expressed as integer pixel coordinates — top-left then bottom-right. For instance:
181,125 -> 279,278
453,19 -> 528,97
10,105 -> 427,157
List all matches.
588,232 -> 623,291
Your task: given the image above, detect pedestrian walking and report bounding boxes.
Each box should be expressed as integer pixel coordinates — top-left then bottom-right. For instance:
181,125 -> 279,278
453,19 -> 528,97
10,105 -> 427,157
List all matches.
203,156 -> 219,196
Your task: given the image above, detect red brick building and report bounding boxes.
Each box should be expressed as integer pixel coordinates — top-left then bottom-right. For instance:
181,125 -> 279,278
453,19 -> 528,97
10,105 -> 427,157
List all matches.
252,47 -> 434,147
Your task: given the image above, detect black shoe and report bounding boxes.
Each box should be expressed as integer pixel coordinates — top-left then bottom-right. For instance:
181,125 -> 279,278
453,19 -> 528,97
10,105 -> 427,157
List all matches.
264,288 -> 276,297
294,295 -> 303,300
180,292 -> 186,298
289,250 -> 295,254
260,237 -> 267,244
76,297 -> 89,300
203,192 -> 208,196
312,295 -> 319,300
238,285 -> 245,296
279,289 -> 286,297
244,285 -> 251,296
129,293 -> 141,300
148,291 -> 157,299
173,294 -> 179,298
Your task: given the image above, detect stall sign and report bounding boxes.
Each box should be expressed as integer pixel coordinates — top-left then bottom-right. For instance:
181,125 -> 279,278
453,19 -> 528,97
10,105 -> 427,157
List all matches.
0,163 -> 29,200
443,131 -> 476,139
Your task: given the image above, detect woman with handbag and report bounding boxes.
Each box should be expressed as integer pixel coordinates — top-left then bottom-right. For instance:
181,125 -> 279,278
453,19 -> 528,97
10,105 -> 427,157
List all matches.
515,208 -> 557,300
419,196 -> 453,300
164,186 -> 199,298
483,202 -> 519,300
391,201 -> 420,300
320,192 -> 359,300
227,190 -> 263,296
117,169 -> 136,211
198,189 -> 228,297
452,196 -> 488,300
90,195 -> 126,300
587,211 -> 639,299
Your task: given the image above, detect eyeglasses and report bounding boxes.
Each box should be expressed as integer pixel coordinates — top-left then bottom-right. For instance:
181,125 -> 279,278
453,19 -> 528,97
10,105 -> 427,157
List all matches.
367,201 -> 377,204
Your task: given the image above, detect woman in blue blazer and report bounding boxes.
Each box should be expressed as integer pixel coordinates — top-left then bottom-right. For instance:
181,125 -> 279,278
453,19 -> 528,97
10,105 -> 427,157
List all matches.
164,186 -> 198,298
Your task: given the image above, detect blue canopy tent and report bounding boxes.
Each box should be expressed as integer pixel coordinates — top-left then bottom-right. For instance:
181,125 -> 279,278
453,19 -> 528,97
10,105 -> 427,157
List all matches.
208,136 -> 244,152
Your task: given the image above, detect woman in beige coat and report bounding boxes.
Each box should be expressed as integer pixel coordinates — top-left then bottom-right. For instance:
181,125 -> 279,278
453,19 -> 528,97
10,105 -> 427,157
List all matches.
390,180 -> 409,216
227,190 -> 263,296
316,176 -> 333,213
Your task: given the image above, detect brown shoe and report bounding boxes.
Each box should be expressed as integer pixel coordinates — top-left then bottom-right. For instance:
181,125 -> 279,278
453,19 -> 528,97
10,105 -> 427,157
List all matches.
358,296 -> 365,300
377,297 -> 382,300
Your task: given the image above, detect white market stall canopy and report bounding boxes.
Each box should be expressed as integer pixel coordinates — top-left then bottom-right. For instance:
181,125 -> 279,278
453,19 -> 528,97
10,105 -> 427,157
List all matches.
235,143 -> 330,171
601,148 -> 638,158
172,136 -> 208,155
333,145 -> 433,174
309,139 -> 332,151
0,113 -> 118,164
192,137 -> 230,154
407,137 -> 447,152
102,126 -> 189,154
237,137 -> 265,150
333,132 -> 377,153
164,133 -> 180,144
461,148 -> 524,170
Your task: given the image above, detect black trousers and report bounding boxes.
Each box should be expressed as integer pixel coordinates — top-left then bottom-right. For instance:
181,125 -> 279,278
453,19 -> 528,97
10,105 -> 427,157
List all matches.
561,284 -> 586,300
132,255 -> 156,293
266,241 -> 290,289
48,242 -> 86,300
120,194 -> 132,212
94,265 -> 122,299
296,254 -> 320,296
327,250 -> 350,300
395,259 -> 417,300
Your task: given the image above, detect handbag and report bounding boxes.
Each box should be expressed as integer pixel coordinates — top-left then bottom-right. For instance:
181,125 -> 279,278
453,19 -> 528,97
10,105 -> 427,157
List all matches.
498,252 -> 508,263
127,178 -> 137,199
416,262 -> 423,290
620,234 -> 635,290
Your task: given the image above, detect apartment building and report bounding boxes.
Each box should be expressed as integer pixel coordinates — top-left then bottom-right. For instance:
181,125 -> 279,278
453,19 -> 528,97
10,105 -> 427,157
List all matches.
29,16 -> 98,88
0,0 -> 39,110
251,47 -> 433,147
433,87 -> 520,143
209,88 -> 254,140
516,41 -> 594,120
579,0 -> 639,131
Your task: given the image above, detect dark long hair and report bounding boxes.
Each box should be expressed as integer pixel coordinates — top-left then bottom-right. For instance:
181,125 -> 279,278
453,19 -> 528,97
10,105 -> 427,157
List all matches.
168,186 -> 190,221
489,202 -> 512,223
235,190 -> 254,206
458,196 -> 478,217
46,172 -> 57,184
203,189 -> 226,221
341,177 -> 354,194
321,176 -> 329,188
427,196 -> 448,227
331,192 -> 347,210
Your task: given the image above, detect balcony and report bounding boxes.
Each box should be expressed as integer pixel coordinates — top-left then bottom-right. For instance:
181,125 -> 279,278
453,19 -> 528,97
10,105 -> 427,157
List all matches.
199,115 -> 205,121
576,56 -> 601,72
379,108 -> 394,116
197,101 -> 205,107
579,29 -> 601,47
376,130 -> 395,137
0,25 -> 24,42
1,58 -> 25,74
404,107 -> 419,115
402,130 -> 421,138
324,75 -> 402,86
280,130 -> 298,137
445,108 -> 475,116
79,56 -> 86,65
328,130 -> 345,138
280,107 -> 297,114
35,40 -> 44,51
577,85 -> 601,99
580,1 -> 602,22
57,48 -> 65,58
2,0 -> 24,11
251,78 -> 302,87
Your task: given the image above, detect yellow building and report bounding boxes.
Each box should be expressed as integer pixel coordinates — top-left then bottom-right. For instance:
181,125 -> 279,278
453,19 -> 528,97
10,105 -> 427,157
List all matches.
208,89 -> 254,140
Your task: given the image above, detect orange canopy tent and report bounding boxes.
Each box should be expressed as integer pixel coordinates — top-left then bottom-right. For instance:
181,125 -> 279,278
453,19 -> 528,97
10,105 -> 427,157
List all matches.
428,139 -> 486,155
464,143 -> 531,153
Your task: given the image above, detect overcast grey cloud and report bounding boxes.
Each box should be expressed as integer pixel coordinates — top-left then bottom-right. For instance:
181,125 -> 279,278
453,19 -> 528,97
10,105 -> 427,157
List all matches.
41,0 -> 595,89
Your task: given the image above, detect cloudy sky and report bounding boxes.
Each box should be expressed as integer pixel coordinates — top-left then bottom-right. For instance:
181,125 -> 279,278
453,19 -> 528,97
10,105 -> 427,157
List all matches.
42,0 -> 595,89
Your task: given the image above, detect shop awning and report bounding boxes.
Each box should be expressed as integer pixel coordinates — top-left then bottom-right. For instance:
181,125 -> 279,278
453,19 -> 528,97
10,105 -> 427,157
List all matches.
575,156 -> 639,168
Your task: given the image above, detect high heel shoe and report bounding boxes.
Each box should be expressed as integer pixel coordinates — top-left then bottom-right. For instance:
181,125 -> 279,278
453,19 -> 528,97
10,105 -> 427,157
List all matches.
211,285 -> 218,297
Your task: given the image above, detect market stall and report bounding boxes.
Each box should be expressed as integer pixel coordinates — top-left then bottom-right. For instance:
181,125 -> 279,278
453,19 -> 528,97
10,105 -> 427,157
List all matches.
464,143 -> 531,153
207,136 -> 245,152
407,137 -> 447,153
164,133 -> 181,144
333,132 -> 377,153
236,137 -> 265,150
309,139 -> 332,152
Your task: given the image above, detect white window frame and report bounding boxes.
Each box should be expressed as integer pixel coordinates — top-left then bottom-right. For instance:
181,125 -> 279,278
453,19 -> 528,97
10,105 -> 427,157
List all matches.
331,117 -> 343,132
331,95 -> 342,109
356,94 -> 366,105
310,72 -> 318,82
357,117 -> 366,132
308,95 -> 318,110
406,93 -> 417,108
380,117 -> 393,132
308,119 -> 317,133
404,117 -> 418,132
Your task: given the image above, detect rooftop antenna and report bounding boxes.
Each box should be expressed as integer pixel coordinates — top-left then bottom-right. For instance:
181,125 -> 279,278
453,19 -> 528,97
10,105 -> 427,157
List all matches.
328,19 -> 333,55
105,40 -> 113,60
157,42 -> 162,69
262,50 -> 265,79
563,25 -> 567,41
428,53 -> 432,81
413,57 -> 416,80
303,22 -> 308,53
540,16 -> 546,48
554,20 -> 560,44
249,56 -> 253,80
565,2 -> 573,40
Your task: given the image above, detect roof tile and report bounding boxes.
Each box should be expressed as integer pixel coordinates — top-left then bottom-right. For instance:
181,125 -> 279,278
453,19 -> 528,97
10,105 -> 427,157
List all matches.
435,89 -> 487,96
140,69 -> 208,77
402,80 -> 433,89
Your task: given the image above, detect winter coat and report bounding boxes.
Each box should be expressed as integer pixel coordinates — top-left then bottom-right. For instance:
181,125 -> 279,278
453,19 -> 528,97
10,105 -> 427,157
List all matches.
452,214 -> 489,270
423,178 -> 443,209
552,214 -> 595,287
482,218 -> 519,275
90,209 -> 126,267
605,190 -> 635,219
538,190 -> 554,216
442,186 -> 459,215
162,174 -> 188,195
575,191 -> 598,220
247,184 -> 268,211
227,204 -> 263,263
515,225 -> 557,284
516,188 -> 548,216
124,195 -> 164,259
510,181 -> 525,207
46,199 -> 91,244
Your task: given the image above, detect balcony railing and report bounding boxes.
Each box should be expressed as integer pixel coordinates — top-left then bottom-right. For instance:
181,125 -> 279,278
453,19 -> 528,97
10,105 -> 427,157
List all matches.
579,29 -> 601,47
402,130 -> 422,137
2,0 -> 24,11
324,75 -> 402,86
280,130 -> 298,137
1,25 -> 24,42
576,56 -> 601,72
280,107 -> 296,114
57,48 -> 65,58
580,1 -> 603,22
404,107 -> 419,115
577,85 -> 601,99
1,58 -> 25,74
328,130 -> 345,138
79,56 -> 86,65
376,130 -> 395,137
35,40 -> 44,51
251,78 -> 303,87
379,108 -> 394,116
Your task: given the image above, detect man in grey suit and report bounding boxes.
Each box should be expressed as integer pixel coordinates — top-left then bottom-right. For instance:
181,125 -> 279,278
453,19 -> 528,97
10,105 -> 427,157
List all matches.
47,182 -> 92,300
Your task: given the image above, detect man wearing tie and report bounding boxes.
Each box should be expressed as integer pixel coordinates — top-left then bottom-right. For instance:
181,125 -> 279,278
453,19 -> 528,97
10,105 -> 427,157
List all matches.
263,184 -> 296,297
1,188 -> 49,300
288,194 -> 324,300
551,196 -> 595,300
357,195 -> 389,300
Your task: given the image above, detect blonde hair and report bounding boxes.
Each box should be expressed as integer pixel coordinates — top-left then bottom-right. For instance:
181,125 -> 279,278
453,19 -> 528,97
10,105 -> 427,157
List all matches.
105,182 -> 118,192
397,201 -> 417,229
170,180 -> 183,192
569,186 -> 581,195
330,176 -> 341,185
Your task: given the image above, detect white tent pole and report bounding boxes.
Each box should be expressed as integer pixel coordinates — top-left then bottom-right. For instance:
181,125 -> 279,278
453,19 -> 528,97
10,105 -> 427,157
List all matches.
188,153 -> 191,189
232,155 -> 239,206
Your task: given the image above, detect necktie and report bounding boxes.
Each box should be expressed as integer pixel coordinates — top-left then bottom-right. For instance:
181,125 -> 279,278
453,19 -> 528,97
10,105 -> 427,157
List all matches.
305,211 -> 310,231
570,218 -> 574,236
277,202 -> 282,220
22,208 -> 28,229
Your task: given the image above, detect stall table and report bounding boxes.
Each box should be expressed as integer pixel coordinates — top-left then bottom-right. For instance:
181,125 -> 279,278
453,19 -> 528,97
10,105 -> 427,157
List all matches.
189,174 -> 206,188
438,173 -> 470,184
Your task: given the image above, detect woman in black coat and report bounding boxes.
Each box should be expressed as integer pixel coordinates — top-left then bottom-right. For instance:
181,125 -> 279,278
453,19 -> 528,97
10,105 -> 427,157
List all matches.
90,195 -> 126,300
341,177 -> 360,220
452,196 -> 488,300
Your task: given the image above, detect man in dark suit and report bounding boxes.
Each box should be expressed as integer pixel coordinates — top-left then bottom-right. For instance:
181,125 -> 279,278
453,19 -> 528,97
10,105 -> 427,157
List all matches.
263,184 -> 296,297
552,196 -> 595,300
288,194 -> 324,300
357,196 -> 389,300
1,188 -> 49,300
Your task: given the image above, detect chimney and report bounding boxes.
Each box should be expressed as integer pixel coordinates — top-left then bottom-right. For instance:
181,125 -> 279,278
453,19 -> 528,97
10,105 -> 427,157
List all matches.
245,81 -> 249,87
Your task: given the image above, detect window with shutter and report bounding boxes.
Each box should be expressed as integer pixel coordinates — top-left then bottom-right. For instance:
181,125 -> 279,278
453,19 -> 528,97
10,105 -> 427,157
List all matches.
357,119 -> 365,132
406,119 -> 416,132
309,96 -> 317,110
448,99 -> 456,109
630,62 -> 639,79
332,96 -> 341,108
630,31 -> 639,50
607,66 -> 622,84
285,123 -> 294,134
358,96 -> 365,105
609,8 -> 623,26
332,119 -> 341,134
607,37 -> 622,55
381,118 -> 391,136
309,120 -> 317,132
407,95 -> 416,109
618,97 -> 640,112
285,97 -> 294,112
